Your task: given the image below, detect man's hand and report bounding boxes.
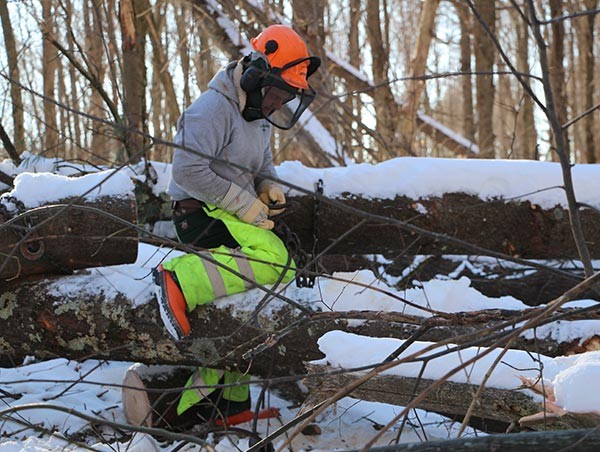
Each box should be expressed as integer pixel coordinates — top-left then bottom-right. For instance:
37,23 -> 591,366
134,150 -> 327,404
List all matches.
239,198 -> 275,230
221,183 -> 275,229
258,183 -> 286,216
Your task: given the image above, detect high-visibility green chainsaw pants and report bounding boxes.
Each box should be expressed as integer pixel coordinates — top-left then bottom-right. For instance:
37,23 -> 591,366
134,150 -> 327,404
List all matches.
162,205 -> 295,415
162,205 -> 295,309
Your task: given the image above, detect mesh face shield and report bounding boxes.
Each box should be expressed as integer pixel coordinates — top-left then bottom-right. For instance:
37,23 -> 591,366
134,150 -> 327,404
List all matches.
260,84 -> 316,130
240,55 -> 320,129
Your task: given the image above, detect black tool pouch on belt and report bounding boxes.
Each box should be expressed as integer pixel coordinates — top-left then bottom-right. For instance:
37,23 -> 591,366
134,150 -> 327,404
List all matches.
172,198 -> 239,249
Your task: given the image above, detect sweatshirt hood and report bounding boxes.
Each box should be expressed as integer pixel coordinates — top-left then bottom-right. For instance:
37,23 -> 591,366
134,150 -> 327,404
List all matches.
207,61 -> 242,106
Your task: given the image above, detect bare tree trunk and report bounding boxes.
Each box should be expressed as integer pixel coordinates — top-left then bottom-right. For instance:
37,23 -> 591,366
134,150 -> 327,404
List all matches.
175,3 -> 191,108
292,0 -> 344,164
0,0 -> 25,155
575,0 -> 598,163
400,0 -> 440,152
473,0 -> 496,158
102,0 -> 123,162
119,0 -> 148,163
86,0 -> 111,163
495,62 -> 516,159
63,0 -> 78,161
514,11 -> 538,160
346,0 -> 363,162
145,0 -> 180,126
365,0 -> 403,157
42,0 -> 59,157
548,0 -> 571,158
456,4 -> 475,145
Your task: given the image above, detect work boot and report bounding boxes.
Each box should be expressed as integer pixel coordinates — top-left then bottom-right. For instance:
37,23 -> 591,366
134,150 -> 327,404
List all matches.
152,264 -> 191,340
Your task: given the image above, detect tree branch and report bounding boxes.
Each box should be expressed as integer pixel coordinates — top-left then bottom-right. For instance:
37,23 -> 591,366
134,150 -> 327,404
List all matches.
0,121 -> 21,168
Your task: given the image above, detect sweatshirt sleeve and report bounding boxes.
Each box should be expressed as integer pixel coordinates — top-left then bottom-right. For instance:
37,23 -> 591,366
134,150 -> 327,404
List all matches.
254,128 -> 279,190
170,100 -> 234,206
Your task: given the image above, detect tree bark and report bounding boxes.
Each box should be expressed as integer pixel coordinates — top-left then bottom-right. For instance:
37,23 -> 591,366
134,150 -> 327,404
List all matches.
42,1 -> 59,157
304,363 -> 540,427
1,272 -> 597,371
119,0 -> 148,163
548,0 -> 571,159
574,0 -> 598,163
122,364 -> 194,427
344,429 -> 600,452
365,0 -> 403,157
400,0 -> 440,150
514,11 -> 538,160
304,363 -> 600,432
281,193 -> 600,259
0,0 -> 25,156
0,196 -> 138,280
473,0 -> 496,158
456,4 -> 475,145
85,0 -> 111,162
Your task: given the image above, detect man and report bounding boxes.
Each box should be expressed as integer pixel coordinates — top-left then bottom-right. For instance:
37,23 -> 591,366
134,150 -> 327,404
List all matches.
152,24 -> 320,424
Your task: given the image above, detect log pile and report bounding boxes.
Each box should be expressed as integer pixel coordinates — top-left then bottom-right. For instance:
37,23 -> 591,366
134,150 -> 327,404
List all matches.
4,177 -> 600,438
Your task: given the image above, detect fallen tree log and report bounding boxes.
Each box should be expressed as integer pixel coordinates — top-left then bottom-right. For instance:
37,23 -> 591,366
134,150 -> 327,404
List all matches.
1,169 -> 139,280
303,362 -> 600,432
138,190 -> 600,259
345,429 -> 600,452
282,194 -> 600,259
122,364 -> 194,428
0,198 -> 138,280
2,275 -> 599,371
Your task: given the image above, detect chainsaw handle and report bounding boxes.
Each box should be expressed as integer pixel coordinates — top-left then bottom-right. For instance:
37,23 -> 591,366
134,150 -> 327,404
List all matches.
268,202 -> 291,210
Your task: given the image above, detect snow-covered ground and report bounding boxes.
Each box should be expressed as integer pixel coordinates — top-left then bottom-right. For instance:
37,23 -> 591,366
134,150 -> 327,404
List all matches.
2,155 -> 600,450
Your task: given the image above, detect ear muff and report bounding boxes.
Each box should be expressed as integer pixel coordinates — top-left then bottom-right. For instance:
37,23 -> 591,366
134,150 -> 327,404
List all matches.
306,56 -> 321,78
240,52 -> 270,92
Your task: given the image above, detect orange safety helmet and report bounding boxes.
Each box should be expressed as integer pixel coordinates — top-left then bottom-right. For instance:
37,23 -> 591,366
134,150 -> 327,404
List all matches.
251,25 -> 314,89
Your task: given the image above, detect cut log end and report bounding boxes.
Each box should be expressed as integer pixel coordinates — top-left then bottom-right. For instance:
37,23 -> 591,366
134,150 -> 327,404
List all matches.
122,368 -> 153,427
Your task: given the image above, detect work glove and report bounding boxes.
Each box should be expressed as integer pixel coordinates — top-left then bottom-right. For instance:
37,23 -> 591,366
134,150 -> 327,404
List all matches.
257,181 -> 286,216
239,198 -> 274,230
221,184 -> 275,230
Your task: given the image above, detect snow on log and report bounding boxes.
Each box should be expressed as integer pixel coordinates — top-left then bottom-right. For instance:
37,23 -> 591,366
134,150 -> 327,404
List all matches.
1,274 -> 598,372
0,170 -> 138,279
305,341 -> 600,432
322,255 -> 598,306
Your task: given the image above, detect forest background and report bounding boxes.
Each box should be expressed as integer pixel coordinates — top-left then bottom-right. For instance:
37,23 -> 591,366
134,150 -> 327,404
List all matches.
1,0 -> 598,172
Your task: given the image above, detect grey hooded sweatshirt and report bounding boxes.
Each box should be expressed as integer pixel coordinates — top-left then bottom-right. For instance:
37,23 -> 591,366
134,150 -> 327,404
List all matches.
167,61 -> 277,213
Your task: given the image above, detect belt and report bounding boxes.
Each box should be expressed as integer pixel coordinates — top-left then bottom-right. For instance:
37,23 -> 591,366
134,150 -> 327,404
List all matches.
172,198 -> 205,217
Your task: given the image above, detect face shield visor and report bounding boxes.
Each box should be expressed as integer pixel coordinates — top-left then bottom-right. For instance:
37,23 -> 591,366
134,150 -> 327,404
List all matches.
260,84 -> 316,130
258,56 -> 320,130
